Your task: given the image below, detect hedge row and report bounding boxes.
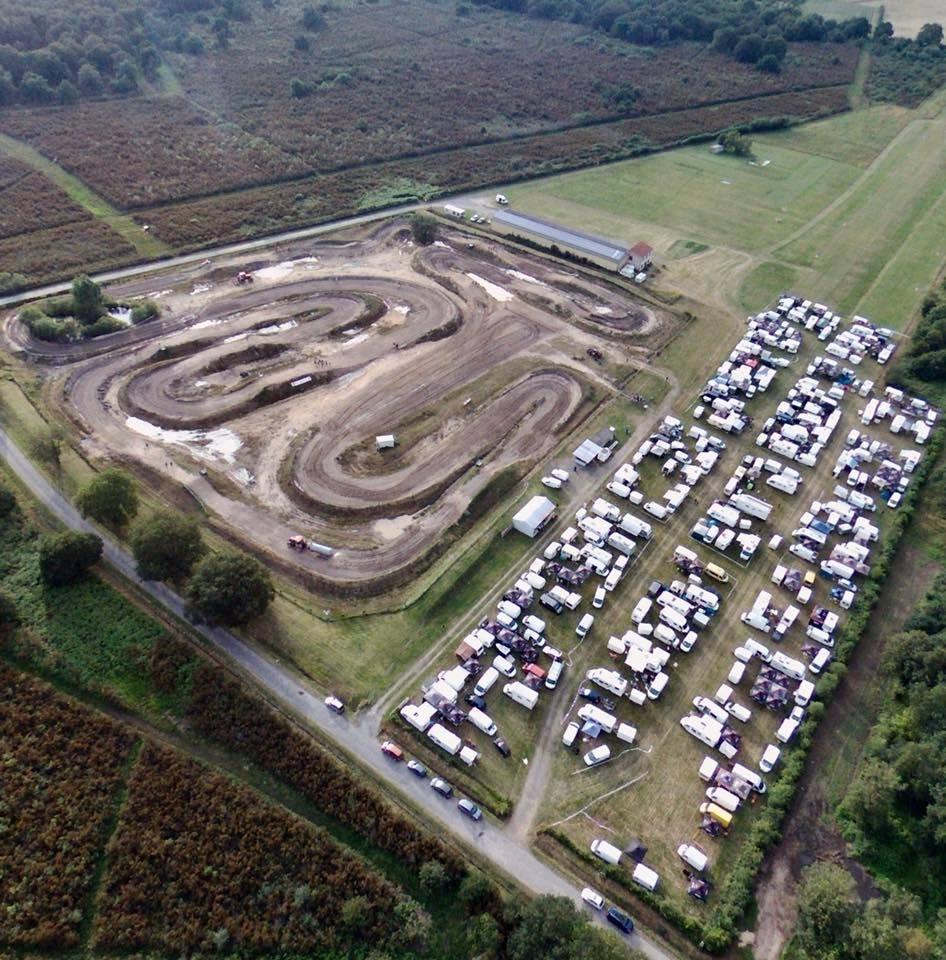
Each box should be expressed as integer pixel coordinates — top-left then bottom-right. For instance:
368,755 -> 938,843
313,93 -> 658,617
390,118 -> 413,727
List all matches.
542,425 -> 942,953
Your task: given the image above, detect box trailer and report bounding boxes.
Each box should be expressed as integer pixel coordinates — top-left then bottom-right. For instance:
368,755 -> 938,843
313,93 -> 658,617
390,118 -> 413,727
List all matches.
587,667 -> 628,698
578,703 -> 618,734
427,723 -> 462,755
730,493 -> 773,521
619,513 -> 652,539
616,722 -> 637,744
503,682 -> 539,711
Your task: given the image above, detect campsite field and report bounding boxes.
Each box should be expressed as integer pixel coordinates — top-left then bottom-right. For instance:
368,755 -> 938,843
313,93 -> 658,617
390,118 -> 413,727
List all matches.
524,309 -> 908,919
504,98 -> 946,330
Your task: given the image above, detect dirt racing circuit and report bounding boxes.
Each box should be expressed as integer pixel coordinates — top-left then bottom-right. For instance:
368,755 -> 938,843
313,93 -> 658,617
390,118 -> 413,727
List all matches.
6,219 -> 674,594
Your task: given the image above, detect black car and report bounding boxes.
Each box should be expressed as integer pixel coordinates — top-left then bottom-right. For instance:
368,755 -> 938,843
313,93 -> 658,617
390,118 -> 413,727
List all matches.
465,693 -> 487,711
606,907 -> 635,934
493,737 -> 511,758
430,777 -> 453,798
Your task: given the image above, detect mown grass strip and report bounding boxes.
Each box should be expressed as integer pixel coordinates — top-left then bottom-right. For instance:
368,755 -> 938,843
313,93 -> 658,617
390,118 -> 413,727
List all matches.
0,132 -> 170,259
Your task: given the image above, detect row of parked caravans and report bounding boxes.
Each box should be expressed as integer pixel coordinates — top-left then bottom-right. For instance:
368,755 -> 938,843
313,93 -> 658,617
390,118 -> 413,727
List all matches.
861,395 -> 933,444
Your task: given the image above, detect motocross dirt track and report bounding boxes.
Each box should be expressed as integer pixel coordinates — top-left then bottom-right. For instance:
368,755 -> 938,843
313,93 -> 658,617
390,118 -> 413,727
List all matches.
5,220 -> 674,595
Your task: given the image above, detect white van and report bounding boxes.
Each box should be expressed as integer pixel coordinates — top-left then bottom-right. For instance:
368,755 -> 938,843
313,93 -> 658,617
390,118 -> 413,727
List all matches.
604,567 -> 623,592
776,717 -> 800,743
632,863 -> 660,892
474,667 -> 499,697
644,500 -> 668,520
492,655 -> 516,678
731,763 -> 765,794
810,648 -> 832,674
590,838 -> 623,865
677,843 -> 708,872
497,600 -> 521,620
706,786 -> 740,812
562,721 -> 579,747
545,659 -> 564,690
522,614 -> 546,634
794,679 -> 815,707
576,614 -> 595,638
467,707 -> 497,736
789,543 -> 819,564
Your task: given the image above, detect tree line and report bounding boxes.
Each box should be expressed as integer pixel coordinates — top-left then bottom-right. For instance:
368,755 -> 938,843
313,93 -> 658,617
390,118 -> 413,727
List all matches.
0,463 -> 274,628
469,0 -> 870,70
0,0 -> 256,107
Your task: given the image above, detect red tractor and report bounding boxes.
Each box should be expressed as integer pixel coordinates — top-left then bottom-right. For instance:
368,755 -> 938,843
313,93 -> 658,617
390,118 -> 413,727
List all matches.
234,271 -> 254,285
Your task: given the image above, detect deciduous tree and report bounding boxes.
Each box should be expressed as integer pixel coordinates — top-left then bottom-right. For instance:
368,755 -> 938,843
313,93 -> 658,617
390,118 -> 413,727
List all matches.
186,551 -> 274,625
76,469 -> 139,528
131,511 -> 206,583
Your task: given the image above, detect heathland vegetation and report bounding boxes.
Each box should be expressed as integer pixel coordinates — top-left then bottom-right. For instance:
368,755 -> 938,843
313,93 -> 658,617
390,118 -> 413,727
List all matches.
0,0 -> 892,288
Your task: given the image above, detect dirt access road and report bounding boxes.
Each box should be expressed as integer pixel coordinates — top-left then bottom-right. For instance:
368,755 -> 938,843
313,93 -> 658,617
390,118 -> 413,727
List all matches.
0,423 -> 677,960
6,218 -> 672,596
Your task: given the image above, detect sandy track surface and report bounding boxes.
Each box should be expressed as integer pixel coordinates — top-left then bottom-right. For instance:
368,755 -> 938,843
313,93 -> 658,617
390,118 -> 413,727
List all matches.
6,219 -> 671,593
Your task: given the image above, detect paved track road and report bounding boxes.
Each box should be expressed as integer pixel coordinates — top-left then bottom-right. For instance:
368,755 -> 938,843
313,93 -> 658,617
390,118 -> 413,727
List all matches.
0,425 -> 676,960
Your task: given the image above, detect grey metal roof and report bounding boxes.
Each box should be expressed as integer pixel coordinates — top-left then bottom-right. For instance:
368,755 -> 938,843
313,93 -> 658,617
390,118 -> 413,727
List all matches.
494,209 -> 627,262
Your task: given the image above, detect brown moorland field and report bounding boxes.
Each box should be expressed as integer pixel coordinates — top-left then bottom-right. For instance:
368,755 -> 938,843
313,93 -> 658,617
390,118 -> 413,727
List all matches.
0,219 -> 138,284
0,666 -> 136,949
141,86 -> 851,250
94,743 -> 415,955
0,44 -> 857,213
0,0 -> 861,287
0,154 -> 92,240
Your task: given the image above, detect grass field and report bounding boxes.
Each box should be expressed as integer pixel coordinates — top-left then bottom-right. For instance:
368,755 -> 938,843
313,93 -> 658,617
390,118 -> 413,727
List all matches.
503,98 -> 946,328
774,116 -> 946,323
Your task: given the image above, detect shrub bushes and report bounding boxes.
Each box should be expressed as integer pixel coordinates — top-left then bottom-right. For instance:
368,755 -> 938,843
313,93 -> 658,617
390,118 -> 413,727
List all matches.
186,667 -> 467,879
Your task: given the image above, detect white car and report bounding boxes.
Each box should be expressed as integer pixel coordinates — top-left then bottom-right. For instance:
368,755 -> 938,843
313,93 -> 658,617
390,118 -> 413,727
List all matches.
324,695 -> 345,714
581,887 -> 605,910
583,744 -> 611,767
551,468 -> 570,483
542,476 -> 563,490
593,586 -> 607,609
